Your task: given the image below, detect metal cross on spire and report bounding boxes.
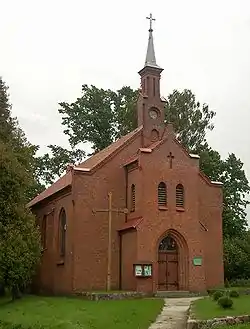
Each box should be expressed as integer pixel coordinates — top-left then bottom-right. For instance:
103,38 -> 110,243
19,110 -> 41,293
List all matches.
146,13 -> 155,31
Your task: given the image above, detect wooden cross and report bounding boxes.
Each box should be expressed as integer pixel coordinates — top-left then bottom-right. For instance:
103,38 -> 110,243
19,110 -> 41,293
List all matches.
92,192 -> 128,291
146,13 -> 155,31
167,152 -> 175,169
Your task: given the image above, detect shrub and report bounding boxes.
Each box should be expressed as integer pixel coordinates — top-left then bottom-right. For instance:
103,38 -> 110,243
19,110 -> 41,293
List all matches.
229,290 -> 240,298
218,296 -> 233,309
213,290 -> 224,301
230,279 -> 250,287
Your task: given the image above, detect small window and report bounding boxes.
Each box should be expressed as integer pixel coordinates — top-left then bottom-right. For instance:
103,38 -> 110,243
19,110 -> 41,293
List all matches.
153,77 -> 156,96
41,215 -> 47,250
59,208 -> 66,257
158,182 -> 167,207
131,184 -> 135,212
176,184 -> 184,208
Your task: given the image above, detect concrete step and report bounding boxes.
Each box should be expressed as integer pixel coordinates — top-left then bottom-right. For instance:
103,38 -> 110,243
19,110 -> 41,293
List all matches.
155,290 -> 206,298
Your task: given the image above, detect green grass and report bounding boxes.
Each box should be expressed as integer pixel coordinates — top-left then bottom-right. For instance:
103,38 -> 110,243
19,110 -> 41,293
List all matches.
0,295 -> 163,329
192,295 -> 250,320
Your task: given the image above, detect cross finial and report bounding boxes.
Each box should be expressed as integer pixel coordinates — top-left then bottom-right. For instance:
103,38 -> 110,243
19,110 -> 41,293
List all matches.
146,13 -> 155,32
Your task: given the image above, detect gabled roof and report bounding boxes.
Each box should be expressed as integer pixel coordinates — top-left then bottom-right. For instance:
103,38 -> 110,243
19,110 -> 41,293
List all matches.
28,126 -> 143,208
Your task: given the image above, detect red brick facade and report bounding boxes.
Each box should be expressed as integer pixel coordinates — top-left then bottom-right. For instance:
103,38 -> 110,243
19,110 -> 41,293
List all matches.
29,26 -> 224,295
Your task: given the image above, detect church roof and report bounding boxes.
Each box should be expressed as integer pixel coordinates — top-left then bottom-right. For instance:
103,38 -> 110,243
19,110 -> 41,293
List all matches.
27,126 -> 143,208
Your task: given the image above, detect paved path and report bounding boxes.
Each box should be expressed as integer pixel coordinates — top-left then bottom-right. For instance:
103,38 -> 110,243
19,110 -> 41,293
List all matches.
149,297 -> 200,329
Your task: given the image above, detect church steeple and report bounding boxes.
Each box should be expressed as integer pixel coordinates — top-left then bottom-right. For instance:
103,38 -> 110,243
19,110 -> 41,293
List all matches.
144,13 -> 159,68
137,14 -> 165,147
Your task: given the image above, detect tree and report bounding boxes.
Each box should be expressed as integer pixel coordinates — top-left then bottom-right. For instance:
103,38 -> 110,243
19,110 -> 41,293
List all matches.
221,154 -> 250,237
58,85 -> 138,153
224,231 -> 250,280
0,78 -> 41,299
165,89 -> 216,151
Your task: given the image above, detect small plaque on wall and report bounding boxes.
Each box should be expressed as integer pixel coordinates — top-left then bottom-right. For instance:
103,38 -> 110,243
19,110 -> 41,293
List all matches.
193,257 -> 202,266
134,264 -> 152,277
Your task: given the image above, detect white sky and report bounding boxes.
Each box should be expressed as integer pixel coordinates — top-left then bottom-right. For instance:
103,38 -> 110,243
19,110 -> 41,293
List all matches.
1,0 -> 249,221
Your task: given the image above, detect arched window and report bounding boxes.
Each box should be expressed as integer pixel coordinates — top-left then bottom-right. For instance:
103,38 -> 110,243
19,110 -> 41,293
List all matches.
41,215 -> 47,250
159,236 -> 177,251
131,184 -> 135,212
176,184 -> 184,208
59,208 -> 66,257
158,182 -> 167,207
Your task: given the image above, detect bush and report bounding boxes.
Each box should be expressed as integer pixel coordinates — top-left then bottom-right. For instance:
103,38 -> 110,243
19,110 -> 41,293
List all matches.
230,279 -> 250,287
213,290 -> 224,301
229,290 -> 240,298
218,296 -> 233,309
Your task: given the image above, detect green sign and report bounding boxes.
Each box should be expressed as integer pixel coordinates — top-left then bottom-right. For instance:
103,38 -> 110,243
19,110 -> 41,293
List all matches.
193,257 -> 202,266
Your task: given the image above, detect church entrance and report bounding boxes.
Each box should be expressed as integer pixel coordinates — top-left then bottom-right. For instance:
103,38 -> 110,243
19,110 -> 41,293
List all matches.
158,235 -> 179,290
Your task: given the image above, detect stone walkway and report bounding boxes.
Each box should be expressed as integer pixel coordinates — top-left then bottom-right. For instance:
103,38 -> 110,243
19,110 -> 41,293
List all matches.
149,297 -> 200,329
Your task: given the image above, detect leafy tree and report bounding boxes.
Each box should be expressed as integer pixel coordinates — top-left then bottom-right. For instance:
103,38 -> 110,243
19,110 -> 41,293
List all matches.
221,154 -> 250,237
224,231 -> 250,280
58,85 -> 138,153
0,77 -> 41,299
165,89 -> 216,151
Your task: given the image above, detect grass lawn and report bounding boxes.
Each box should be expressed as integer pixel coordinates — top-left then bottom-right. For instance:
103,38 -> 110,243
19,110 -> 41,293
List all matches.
0,295 -> 163,329
192,295 -> 250,320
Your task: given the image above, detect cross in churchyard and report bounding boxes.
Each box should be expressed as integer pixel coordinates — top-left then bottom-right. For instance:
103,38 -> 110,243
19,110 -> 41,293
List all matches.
167,152 -> 175,169
146,13 -> 155,31
92,192 -> 128,291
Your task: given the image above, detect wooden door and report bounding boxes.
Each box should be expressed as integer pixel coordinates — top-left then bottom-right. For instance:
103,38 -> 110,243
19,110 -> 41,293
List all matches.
158,251 -> 178,290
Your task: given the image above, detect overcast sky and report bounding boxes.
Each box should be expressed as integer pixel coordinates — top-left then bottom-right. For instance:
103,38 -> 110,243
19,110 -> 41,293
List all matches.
1,0 -> 249,220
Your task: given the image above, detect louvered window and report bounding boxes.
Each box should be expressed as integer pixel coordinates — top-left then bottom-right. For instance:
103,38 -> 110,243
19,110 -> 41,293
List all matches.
131,184 -> 135,212
158,182 -> 167,207
176,184 -> 184,208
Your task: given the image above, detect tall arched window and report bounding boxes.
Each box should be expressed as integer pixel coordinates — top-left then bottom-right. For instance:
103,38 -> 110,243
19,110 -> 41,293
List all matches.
131,184 -> 135,212
59,208 -> 66,257
41,215 -> 47,250
176,184 -> 184,208
158,182 -> 167,207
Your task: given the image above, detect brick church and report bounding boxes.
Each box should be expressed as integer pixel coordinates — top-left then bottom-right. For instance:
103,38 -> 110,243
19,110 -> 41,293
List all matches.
28,15 -> 224,295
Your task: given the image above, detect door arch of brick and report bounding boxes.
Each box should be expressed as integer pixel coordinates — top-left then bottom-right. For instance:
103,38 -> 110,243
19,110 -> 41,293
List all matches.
156,229 -> 189,291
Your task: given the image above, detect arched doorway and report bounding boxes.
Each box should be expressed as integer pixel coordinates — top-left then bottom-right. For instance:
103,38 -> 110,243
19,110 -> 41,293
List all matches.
158,235 -> 179,290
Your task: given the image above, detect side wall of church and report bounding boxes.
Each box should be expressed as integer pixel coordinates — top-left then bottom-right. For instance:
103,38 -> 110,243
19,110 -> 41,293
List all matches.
72,135 -> 142,292
198,179 -> 224,289
32,188 -> 74,295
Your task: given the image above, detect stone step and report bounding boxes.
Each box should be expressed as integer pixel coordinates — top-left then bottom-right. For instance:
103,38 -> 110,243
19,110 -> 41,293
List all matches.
155,290 -> 206,298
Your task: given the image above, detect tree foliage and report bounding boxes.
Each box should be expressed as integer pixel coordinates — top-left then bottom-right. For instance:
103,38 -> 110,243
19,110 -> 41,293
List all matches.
0,77 -> 41,298
224,231 -> 250,280
165,89 -> 216,151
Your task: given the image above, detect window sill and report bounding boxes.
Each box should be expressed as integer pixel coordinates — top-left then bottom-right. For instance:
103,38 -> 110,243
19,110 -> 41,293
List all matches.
176,207 -> 185,212
158,206 -> 168,211
57,260 -> 65,266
